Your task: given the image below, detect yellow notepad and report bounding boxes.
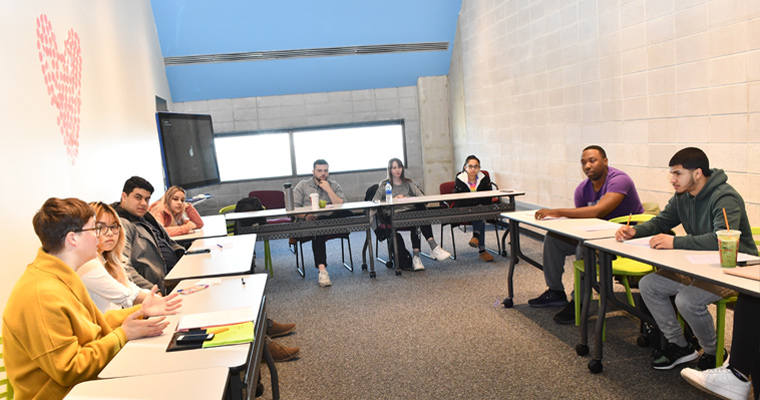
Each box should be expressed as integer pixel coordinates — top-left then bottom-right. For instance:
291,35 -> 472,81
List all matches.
202,321 -> 255,348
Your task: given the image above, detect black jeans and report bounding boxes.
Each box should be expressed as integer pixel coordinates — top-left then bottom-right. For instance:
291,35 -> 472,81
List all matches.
729,293 -> 760,399
308,210 -> 354,269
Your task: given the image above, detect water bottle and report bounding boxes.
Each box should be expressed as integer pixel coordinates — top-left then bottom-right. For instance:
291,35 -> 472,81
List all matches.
385,182 -> 393,203
284,182 -> 294,211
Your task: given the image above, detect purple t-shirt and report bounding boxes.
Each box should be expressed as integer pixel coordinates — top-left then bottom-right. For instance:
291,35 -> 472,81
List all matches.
573,166 -> 644,220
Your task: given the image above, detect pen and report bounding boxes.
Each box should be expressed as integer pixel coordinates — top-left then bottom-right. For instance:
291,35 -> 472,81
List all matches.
626,213 -> 632,227
241,278 -> 246,285
217,244 -> 224,249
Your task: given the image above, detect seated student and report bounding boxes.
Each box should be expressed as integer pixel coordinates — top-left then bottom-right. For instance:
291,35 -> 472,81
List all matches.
681,293 -> 759,400
616,147 -> 758,370
2,197 -> 179,400
452,155 -> 495,262
530,145 -> 643,325
148,185 -> 204,237
373,158 -> 451,271
112,176 -> 185,292
78,202 -> 163,312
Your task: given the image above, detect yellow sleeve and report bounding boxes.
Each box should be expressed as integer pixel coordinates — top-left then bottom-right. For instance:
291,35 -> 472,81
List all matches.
103,305 -> 141,329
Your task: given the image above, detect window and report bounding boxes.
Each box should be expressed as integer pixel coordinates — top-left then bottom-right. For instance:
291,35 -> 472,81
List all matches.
215,132 -> 292,181
214,121 -> 405,182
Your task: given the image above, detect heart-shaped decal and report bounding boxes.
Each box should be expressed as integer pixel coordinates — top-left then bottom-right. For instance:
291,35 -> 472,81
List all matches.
36,14 -> 82,164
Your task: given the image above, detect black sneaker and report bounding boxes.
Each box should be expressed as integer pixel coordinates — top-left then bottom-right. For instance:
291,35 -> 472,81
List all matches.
528,289 -> 568,308
652,342 -> 699,370
697,351 -> 729,371
553,300 -> 575,324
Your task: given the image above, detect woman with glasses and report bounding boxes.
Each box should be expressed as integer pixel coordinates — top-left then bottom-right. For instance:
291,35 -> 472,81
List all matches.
453,155 -> 496,262
77,202 -> 151,312
373,158 -> 451,271
148,185 -> 204,236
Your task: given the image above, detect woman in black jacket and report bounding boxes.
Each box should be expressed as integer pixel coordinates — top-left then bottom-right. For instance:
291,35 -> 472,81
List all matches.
453,155 -> 494,262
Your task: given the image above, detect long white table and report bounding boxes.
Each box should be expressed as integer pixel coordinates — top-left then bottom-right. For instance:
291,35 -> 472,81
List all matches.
381,190 -> 524,275
498,211 -> 622,307
583,238 -> 760,374
226,200 -> 382,277
99,274 -> 270,399
165,235 -> 257,286
65,367 -> 229,399
173,214 -> 229,243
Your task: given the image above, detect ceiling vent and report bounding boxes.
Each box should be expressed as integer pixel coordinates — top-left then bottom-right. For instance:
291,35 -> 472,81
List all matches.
164,41 -> 449,66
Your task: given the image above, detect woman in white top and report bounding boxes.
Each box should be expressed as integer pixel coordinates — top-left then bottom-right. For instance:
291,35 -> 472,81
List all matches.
78,202 -> 150,312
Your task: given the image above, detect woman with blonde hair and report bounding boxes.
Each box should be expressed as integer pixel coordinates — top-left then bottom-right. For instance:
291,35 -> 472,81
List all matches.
77,202 -> 150,312
149,185 -> 204,236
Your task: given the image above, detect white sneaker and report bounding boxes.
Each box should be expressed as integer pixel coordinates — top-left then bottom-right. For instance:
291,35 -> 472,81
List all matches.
412,255 -> 425,271
681,366 -> 750,400
318,270 -> 331,287
430,246 -> 451,261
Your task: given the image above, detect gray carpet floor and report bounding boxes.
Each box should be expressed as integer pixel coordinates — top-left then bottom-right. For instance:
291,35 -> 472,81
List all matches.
254,224 -> 746,400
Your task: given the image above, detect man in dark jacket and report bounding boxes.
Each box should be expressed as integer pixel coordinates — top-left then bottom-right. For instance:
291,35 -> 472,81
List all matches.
616,147 -> 758,371
112,176 -> 184,292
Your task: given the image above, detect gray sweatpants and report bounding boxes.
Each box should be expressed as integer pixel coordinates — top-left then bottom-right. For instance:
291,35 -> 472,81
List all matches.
542,232 -> 581,292
639,271 -> 725,355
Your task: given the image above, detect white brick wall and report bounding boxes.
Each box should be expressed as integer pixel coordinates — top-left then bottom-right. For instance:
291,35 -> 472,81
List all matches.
451,0 -> 760,223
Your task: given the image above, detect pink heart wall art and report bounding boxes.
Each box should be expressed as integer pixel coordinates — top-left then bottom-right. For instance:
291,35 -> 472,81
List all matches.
36,14 -> 82,165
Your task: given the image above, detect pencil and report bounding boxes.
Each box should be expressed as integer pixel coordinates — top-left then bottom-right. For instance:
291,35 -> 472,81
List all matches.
626,213 -> 632,227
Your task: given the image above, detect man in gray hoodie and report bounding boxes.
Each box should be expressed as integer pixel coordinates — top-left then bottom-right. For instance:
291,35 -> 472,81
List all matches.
616,147 -> 757,371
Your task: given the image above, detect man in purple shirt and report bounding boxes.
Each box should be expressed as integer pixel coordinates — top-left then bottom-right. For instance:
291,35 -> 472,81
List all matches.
530,145 -> 644,324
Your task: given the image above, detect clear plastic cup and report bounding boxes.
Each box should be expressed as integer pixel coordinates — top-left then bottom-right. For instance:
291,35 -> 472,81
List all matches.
717,230 -> 741,268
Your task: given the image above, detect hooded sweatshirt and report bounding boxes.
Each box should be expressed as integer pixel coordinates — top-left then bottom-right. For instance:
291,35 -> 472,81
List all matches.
633,169 -> 758,255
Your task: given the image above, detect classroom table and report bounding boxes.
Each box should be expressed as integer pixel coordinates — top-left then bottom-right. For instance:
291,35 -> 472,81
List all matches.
64,367 -> 230,399
99,274 -> 272,399
381,190 -> 523,275
225,201 -> 382,277
172,214 -> 229,243
498,211 -> 622,308
164,234 -> 257,287
583,238 -> 760,374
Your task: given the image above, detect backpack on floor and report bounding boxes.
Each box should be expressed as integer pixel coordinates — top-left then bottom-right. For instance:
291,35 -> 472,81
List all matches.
389,232 -> 413,271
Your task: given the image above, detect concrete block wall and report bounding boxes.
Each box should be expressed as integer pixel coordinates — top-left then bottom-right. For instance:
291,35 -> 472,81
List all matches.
172,86 -> 423,215
450,0 -> 760,223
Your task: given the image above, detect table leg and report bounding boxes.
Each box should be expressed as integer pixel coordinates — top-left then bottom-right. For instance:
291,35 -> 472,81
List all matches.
503,220 -> 520,308
389,207 -> 401,276
576,245 -> 596,356
366,228 -> 376,278
589,250 -> 612,374
262,342 -> 280,400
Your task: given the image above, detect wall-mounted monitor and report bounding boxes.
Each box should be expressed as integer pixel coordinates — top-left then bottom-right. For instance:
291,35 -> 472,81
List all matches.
155,112 -> 220,190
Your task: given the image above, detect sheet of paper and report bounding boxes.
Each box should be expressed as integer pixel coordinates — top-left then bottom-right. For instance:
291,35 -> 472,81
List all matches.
623,237 -> 653,247
177,307 -> 256,331
686,253 -> 760,265
575,223 -> 620,232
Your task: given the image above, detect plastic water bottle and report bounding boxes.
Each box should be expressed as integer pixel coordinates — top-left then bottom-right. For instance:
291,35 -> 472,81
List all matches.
385,182 -> 393,203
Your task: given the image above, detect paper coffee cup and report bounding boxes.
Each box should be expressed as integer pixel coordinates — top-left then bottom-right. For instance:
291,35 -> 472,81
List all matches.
716,230 -> 741,268
310,193 -> 319,210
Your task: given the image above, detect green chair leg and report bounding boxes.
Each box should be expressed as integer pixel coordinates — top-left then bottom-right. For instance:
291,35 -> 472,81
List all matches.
264,240 -> 273,276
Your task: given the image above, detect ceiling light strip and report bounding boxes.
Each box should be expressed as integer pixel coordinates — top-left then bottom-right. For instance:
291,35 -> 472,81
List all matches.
164,42 -> 449,66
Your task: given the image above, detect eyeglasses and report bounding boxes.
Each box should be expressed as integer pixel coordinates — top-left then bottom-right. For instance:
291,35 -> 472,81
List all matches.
465,164 -> 480,169
73,226 -> 102,238
97,223 -> 121,235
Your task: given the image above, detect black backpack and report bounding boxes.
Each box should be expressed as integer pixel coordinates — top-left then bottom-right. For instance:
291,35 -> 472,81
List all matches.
389,232 -> 414,271
234,196 -> 266,234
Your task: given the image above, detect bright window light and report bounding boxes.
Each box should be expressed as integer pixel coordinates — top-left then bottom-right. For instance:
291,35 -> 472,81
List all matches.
293,124 -> 404,175
214,133 -> 292,181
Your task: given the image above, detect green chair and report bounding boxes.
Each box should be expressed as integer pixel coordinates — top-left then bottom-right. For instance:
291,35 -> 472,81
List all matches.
752,226 -> 760,246
1,336 -> 14,400
220,204 -> 273,276
573,214 -> 657,334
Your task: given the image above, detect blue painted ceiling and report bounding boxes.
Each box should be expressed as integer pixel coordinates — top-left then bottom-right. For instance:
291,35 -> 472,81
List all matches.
150,1 -> 463,102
